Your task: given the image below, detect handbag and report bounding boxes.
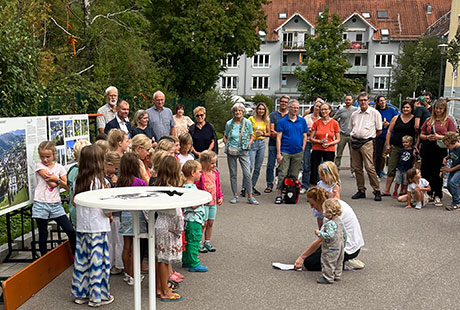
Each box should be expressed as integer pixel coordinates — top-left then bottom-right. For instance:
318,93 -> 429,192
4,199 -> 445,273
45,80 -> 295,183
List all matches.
225,119 -> 246,156
351,137 -> 373,149
432,124 -> 447,149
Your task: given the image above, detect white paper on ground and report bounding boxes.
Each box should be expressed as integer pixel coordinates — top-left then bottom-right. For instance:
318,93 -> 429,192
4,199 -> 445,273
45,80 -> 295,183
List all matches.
272,262 -> 302,271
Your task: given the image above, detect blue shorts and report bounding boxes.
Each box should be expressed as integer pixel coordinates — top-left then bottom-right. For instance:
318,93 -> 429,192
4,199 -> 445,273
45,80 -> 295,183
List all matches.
204,205 -> 217,221
32,201 -> 66,219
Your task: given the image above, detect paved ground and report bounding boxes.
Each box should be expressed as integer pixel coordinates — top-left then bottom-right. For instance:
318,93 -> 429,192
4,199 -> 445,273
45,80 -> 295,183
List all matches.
10,148 -> 460,309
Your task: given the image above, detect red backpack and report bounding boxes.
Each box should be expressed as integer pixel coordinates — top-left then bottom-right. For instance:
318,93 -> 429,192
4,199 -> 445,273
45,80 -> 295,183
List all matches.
281,176 -> 301,204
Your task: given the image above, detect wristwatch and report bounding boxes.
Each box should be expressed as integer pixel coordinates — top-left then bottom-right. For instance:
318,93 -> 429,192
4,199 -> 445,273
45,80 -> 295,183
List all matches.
56,178 -> 61,185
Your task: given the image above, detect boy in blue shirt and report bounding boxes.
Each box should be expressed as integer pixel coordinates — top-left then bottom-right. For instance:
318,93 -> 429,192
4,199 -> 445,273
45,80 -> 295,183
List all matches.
441,132 -> 460,211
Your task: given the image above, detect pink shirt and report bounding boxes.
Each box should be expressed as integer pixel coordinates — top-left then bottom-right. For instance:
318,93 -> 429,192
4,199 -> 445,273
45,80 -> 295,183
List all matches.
203,171 -> 217,205
34,162 -> 66,203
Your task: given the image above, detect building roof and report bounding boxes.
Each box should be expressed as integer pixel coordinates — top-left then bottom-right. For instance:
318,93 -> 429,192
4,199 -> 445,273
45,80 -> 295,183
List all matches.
264,0 -> 452,41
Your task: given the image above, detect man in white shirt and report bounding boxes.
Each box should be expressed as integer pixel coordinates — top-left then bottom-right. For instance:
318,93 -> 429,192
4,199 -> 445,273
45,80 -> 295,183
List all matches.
349,92 -> 382,201
97,86 -> 118,134
104,100 -> 131,134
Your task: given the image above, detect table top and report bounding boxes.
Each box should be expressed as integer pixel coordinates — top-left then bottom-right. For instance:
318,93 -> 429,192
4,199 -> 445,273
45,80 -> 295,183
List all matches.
74,186 -> 212,211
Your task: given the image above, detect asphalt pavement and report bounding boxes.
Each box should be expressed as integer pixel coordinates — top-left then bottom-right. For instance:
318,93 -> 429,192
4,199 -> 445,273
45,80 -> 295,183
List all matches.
17,147 -> 460,310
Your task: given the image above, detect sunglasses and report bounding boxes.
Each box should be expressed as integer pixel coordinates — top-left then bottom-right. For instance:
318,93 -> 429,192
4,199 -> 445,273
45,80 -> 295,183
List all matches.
195,114 -> 205,117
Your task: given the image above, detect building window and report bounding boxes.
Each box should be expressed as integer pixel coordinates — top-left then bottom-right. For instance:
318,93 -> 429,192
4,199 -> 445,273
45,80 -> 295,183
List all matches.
253,54 -> 270,68
221,76 -> 238,90
374,76 -> 390,90
343,33 -> 348,40
282,54 -> 288,65
252,76 -> 269,89
222,55 -> 238,68
356,33 -> 363,42
281,75 -> 287,86
362,12 -> 371,18
377,10 -> 388,19
354,55 -> 361,66
375,54 -> 393,67
427,4 -> 432,14
279,12 -> 287,19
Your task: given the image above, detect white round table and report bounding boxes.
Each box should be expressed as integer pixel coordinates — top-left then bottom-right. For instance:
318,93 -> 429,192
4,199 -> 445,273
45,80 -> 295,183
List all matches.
74,186 -> 211,310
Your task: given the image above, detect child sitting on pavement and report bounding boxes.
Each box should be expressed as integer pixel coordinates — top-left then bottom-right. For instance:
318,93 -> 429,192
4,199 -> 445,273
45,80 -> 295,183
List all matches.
315,198 -> 346,284
393,136 -> 415,197
398,167 -> 430,209
441,132 -> 460,211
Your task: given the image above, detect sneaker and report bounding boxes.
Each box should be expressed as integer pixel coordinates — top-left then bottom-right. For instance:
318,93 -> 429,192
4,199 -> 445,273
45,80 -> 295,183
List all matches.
316,276 -> 332,284
74,298 -> 89,305
230,196 -> 239,204
379,171 -> 386,178
240,188 -> 246,197
110,267 -> 123,275
198,243 -> 208,253
204,241 -> 216,252
252,188 -> 261,196
350,172 -> 355,178
392,191 -> 397,198
415,202 -> 422,210
373,191 -> 382,201
127,275 -> 145,286
248,197 -> 259,205
300,188 -> 307,194
188,264 -> 208,272
123,272 -> 131,282
346,258 -> 365,270
351,191 -> 366,199
434,196 -> 443,207
275,196 -> 283,204
88,295 -> 114,307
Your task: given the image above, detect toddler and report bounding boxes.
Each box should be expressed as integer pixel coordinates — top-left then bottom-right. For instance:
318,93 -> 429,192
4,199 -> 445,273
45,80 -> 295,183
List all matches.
315,198 -> 346,284
197,150 -> 223,253
182,160 -> 208,272
33,141 -> 75,256
314,161 -> 341,229
441,132 -> 460,211
393,136 -> 415,197
398,167 -> 431,209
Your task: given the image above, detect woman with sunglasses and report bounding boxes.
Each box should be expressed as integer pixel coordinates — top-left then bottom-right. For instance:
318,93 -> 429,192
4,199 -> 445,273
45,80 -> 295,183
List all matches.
189,106 -> 218,158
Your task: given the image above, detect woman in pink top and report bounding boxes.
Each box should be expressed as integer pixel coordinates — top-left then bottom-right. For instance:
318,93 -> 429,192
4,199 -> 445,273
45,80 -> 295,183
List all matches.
309,102 -> 340,186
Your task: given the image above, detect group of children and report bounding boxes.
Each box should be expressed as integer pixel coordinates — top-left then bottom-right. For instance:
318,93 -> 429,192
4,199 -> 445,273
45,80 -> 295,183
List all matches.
32,129 -> 223,305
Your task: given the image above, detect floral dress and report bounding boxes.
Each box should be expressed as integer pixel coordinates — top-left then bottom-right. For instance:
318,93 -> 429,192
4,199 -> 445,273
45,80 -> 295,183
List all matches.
155,208 -> 184,264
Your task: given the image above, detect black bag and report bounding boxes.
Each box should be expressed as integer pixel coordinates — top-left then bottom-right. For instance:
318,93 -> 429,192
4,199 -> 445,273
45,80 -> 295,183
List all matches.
281,176 -> 301,204
351,137 -> 373,149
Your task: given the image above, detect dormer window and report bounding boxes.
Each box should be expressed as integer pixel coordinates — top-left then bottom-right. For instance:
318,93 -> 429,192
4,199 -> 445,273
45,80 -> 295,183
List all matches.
279,12 -> 287,19
381,29 -> 389,43
377,10 -> 388,19
427,4 -> 432,15
362,12 -> 371,18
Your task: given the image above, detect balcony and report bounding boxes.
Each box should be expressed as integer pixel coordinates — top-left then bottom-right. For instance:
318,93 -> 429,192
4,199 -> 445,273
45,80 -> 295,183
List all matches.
281,65 -> 307,74
345,41 -> 368,53
345,65 -> 368,75
279,87 -> 301,94
283,42 -> 305,51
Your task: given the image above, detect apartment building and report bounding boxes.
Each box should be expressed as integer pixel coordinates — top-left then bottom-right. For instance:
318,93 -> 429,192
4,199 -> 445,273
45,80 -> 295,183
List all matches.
219,0 -> 452,100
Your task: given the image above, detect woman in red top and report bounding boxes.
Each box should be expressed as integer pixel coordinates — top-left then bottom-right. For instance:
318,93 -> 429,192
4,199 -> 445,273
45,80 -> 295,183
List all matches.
309,103 -> 340,186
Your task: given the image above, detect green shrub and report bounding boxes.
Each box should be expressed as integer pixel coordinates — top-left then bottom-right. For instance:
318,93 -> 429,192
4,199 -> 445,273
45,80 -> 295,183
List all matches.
204,90 -> 234,134
251,93 -> 275,112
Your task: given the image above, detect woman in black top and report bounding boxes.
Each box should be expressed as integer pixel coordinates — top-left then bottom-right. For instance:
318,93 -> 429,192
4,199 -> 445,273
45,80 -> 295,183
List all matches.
382,100 -> 415,196
189,106 -> 218,157
130,110 -> 155,142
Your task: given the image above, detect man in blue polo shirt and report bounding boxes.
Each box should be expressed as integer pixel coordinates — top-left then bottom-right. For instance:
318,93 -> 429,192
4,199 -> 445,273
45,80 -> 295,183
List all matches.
274,99 -> 308,204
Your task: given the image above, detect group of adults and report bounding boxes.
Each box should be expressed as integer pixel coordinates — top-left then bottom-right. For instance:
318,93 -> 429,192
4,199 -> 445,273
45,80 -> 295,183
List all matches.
96,86 -> 218,155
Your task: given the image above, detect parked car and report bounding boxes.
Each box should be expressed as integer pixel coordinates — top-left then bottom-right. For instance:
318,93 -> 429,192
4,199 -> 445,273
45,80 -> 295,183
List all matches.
243,102 -> 256,116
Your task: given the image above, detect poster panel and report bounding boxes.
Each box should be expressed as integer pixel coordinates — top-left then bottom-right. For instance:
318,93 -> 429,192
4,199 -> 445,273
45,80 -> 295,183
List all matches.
48,115 -> 90,168
0,116 -> 48,216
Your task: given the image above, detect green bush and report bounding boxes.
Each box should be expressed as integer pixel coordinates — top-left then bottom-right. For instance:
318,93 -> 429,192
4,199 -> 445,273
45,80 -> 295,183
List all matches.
251,93 -> 274,112
204,90 -> 234,134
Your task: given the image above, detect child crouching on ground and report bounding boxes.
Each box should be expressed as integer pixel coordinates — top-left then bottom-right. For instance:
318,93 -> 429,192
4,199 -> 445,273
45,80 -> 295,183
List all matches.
441,132 -> 460,211
182,160 -> 208,272
315,198 -> 346,284
398,167 -> 431,210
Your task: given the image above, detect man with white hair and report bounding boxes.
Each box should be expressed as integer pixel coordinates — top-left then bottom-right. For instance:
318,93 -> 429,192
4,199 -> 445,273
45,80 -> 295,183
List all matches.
96,86 -> 119,134
146,90 -> 175,141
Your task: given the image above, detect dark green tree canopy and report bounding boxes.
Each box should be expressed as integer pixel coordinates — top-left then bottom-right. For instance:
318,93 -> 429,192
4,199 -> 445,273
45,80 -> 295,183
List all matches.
295,8 -> 359,102
144,0 -> 268,98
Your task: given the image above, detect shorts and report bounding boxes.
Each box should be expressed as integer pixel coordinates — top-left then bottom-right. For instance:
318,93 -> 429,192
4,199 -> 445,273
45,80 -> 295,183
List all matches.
395,169 -> 408,185
204,205 -> 217,221
410,192 -> 429,207
32,201 -> 66,219
119,211 -> 148,236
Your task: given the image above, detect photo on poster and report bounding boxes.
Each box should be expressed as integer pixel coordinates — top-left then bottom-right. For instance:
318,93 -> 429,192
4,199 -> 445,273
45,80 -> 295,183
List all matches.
66,139 -> 76,165
81,119 -> 88,136
0,127 -> 28,209
57,147 -> 66,166
65,120 -> 74,138
50,121 -> 64,146
74,120 -> 82,137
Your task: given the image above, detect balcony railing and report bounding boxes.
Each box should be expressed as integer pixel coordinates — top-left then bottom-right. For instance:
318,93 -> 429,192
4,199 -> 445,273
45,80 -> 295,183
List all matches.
283,42 -> 305,50
345,41 -> 368,53
281,65 -> 307,74
345,65 -> 368,74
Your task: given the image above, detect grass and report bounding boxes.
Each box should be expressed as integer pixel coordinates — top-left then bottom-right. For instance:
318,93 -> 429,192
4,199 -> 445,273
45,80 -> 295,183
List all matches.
0,188 -> 29,209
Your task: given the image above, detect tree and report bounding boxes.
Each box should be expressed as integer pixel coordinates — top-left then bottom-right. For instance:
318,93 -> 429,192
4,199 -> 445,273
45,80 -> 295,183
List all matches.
295,8 -> 359,102
144,0 -> 268,98
390,36 -> 442,104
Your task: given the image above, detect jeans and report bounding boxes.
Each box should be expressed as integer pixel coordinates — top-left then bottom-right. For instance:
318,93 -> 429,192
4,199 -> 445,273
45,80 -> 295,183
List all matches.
301,142 -> 312,189
447,171 -> 460,204
227,150 -> 252,196
266,145 -> 277,188
243,139 -> 265,189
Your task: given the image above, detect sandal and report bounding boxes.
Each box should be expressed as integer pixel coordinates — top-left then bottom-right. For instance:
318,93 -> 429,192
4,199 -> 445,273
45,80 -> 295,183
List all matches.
173,271 -> 184,279
169,273 -> 183,283
275,196 -> 283,204
264,187 -> 273,193
168,280 -> 179,290
160,293 -> 183,302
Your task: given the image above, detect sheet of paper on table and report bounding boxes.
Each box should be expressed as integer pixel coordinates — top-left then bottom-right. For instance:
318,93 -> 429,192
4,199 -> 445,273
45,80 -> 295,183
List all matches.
271,262 -> 302,271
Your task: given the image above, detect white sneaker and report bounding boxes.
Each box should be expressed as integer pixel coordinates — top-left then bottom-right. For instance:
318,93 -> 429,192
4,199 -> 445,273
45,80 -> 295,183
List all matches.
434,197 -> 443,207
415,202 -> 422,210
110,267 -> 123,275
300,188 -> 307,194
350,172 -> 355,178
88,295 -> 114,307
127,274 -> 145,286
345,258 -> 365,270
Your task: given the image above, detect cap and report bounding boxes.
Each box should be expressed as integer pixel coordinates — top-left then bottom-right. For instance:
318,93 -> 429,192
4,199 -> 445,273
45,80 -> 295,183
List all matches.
416,96 -> 427,102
